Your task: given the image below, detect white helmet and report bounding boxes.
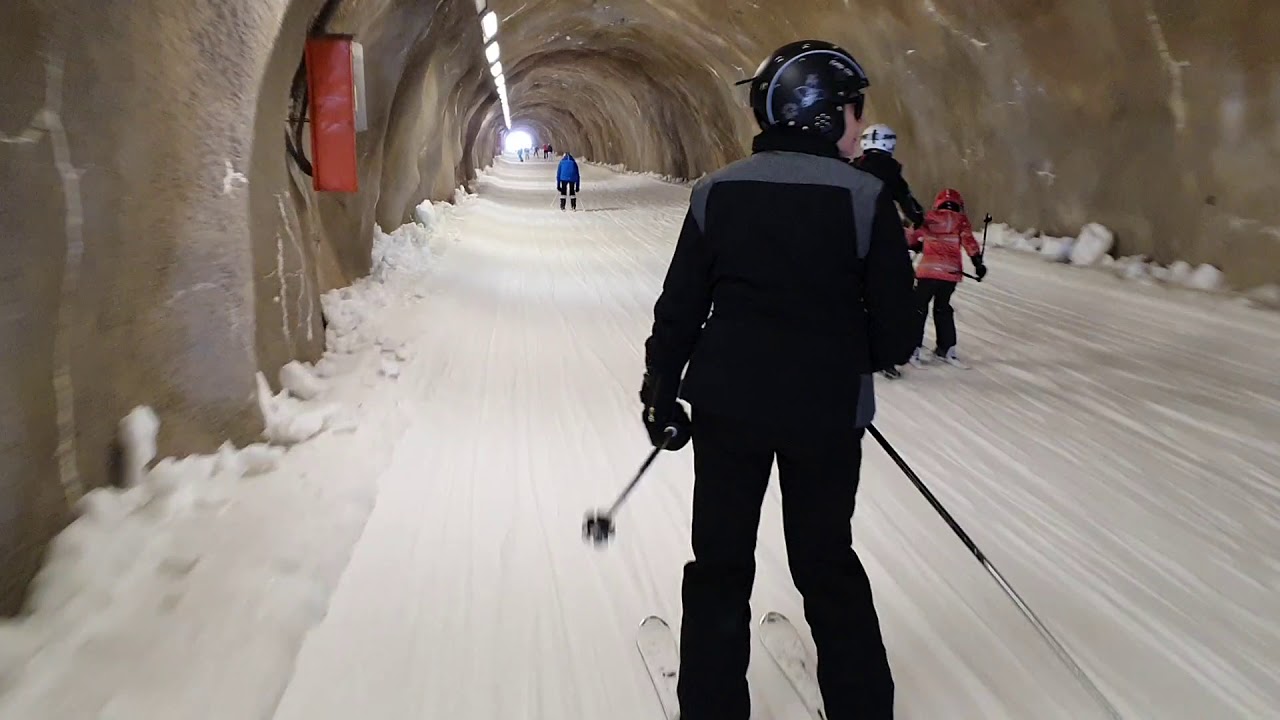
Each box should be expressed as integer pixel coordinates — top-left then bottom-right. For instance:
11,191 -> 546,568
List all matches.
860,124 -> 897,154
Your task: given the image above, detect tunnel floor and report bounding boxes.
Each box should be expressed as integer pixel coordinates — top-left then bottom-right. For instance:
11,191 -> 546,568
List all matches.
4,159 -> 1279,719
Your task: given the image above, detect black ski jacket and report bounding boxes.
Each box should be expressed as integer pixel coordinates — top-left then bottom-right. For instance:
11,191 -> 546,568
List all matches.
642,130 -> 917,431
852,150 -> 926,228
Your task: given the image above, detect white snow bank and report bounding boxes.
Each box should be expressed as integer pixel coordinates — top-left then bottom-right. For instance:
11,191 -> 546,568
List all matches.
14,409 -> 287,627
1070,223 -> 1114,266
0,187 -> 445,718
989,220 -> 1235,295
280,360 -> 326,400
371,221 -> 436,283
1186,263 -> 1225,291
413,199 -> 437,229
581,159 -> 699,186
255,372 -> 350,445
1038,235 -> 1074,263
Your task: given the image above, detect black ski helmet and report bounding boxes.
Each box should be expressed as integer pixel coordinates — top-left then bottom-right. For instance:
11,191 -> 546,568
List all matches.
740,40 -> 870,143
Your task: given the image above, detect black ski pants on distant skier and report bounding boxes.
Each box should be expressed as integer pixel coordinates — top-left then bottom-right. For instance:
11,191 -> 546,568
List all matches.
914,278 -> 958,354
677,411 -> 894,720
558,181 -> 578,210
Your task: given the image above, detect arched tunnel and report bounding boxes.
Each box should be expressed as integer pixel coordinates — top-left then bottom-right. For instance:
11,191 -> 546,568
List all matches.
2,0 -> 1279,716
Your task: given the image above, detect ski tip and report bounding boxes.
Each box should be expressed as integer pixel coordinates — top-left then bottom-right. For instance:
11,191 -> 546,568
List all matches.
760,611 -> 790,625
639,615 -> 671,629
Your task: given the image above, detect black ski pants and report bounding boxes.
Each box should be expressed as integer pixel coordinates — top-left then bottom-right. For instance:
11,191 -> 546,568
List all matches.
558,182 -> 578,210
677,411 -> 894,720
914,278 -> 958,354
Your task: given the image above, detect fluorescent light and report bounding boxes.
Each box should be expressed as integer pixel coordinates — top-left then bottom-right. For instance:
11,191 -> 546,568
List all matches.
495,75 -> 506,90
481,11 -> 498,41
490,61 -> 502,77
485,42 -> 500,64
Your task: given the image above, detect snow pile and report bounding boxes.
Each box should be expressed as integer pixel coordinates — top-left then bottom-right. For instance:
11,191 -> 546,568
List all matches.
280,360 -> 326,400
985,223 -> 1042,253
989,220 -> 1232,294
1038,235 -> 1074,263
324,200 -> 455,357
14,407 -> 286,623
256,373 -> 349,445
1069,223 -> 1115,266
1103,255 -> 1225,291
988,222 -> 1112,266
371,222 -> 436,283
1186,263 -> 1225,291
581,159 -> 696,186
413,199 -> 437,230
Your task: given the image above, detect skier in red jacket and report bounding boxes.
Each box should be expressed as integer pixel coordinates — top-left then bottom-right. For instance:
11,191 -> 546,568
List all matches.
905,188 -> 987,368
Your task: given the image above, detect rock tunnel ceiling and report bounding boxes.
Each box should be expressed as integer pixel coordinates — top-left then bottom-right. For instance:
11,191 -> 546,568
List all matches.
1,0 -> 1279,611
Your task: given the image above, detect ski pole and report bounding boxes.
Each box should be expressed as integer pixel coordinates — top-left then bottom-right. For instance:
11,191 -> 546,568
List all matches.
981,212 -> 992,255
866,424 -> 1122,720
582,427 -> 677,546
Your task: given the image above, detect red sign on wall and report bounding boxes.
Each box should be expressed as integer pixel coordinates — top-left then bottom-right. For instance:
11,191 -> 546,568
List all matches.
305,35 -> 359,192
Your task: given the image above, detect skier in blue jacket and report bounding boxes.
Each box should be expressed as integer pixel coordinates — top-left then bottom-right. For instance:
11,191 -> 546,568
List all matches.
557,153 -> 581,211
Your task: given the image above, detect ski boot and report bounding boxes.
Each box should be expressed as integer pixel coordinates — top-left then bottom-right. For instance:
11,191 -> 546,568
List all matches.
881,366 -> 902,380
908,346 -> 930,368
936,347 -> 970,369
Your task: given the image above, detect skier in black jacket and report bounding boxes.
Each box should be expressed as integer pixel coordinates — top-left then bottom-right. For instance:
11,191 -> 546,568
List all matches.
639,40 -> 917,720
851,124 -> 926,228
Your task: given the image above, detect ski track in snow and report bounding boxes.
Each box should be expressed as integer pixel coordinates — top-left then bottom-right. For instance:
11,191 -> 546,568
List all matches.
4,157 -> 1278,719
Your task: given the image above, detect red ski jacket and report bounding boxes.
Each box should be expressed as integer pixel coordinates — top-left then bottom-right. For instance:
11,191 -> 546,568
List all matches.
906,209 -> 981,282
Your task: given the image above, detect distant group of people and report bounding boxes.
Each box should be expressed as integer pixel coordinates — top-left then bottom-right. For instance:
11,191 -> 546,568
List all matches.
517,143 -> 554,162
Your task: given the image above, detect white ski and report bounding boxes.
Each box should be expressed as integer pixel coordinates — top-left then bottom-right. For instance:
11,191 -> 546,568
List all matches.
758,612 -> 827,719
636,615 -> 681,720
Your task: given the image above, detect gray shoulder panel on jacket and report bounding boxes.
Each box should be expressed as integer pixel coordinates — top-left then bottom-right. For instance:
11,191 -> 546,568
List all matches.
689,152 -> 884,259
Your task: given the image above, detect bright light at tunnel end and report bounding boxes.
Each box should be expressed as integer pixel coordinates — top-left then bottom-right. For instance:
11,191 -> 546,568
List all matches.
503,129 -> 533,154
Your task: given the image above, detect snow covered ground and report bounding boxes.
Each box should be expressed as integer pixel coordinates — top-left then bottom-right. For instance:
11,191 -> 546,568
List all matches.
3,155 -> 1279,719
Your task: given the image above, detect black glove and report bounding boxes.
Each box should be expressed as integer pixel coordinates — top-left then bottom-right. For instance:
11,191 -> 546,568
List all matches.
557,181 -> 564,193
639,373 -> 692,451
973,254 -> 988,281
574,181 -> 581,193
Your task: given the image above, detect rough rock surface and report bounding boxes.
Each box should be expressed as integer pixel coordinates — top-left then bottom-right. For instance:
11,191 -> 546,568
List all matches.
1,0 -> 1277,612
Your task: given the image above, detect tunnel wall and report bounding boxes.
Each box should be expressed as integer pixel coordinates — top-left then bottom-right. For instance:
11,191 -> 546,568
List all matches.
0,0 -> 486,614
2,0 -> 1278,613
471,0 -> 1280,289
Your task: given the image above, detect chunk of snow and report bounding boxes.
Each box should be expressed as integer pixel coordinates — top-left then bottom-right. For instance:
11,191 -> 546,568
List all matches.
371,223 -> 435,283
1121,258 -> 1150,281
213,440 -> 285,477
255,372 -> 343,445
413,200 -> 437,229
1166,260 -> 1193,285
1070,223 -> 1114,266
1039,236 -> 1074,262
1186,263 -> 1224,291
118,406 -> 160,488
280,361 -> 326,400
